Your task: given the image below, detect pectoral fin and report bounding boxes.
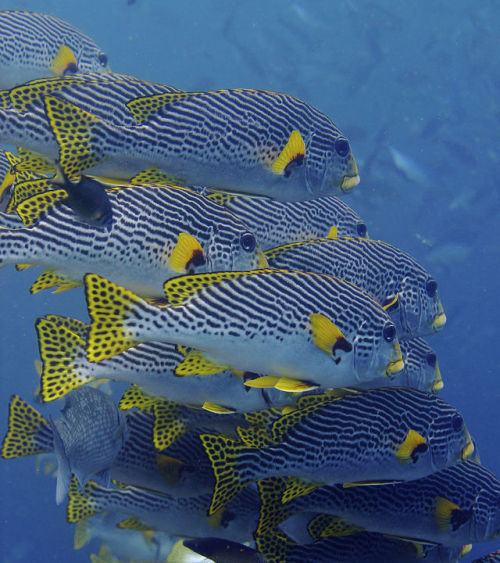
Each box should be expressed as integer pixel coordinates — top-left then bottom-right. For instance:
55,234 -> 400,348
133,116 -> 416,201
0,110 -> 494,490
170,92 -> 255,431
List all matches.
50,44 -> 78,77
272,130 -> 306,176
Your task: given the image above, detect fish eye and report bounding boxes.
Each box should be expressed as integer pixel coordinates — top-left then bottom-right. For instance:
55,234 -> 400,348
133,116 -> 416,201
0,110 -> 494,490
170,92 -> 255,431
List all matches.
240,232 -> 256,252
425,279 -> 438,297
451,414 -> 464,432
98,53 -> 108,66
356,222 -> 367,237
382,322 -> 396,343
334,138 -> 350,157
426,352 -> 437,367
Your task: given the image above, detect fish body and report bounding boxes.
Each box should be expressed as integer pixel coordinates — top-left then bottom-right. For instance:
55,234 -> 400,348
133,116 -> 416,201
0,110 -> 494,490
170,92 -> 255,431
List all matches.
266,237 -> 446,337
0,185 -> 265,298
183,537 -> 265,563
84,270 -> 404,390
0,11 -> 109,89
206,192 -> 368,250
49,387 -> 128,504
202,387 -> 473,513
43,87 -> 359,199
473,550 -> 500,562
67,479 -> 260,544
258,461 -> 500,547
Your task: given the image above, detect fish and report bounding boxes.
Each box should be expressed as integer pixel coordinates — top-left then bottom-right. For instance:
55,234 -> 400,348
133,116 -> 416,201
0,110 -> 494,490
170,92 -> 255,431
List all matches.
182,537 -> 266,563
201,387 -> 473,514
265,237 -> 447,337
0,11 -> 109,89
66,478 -> 260,544
82,270 -> 404,390
206,192 -> 368,250
388,146 -> 430,186
0,185 -> 266,298
35,315 -> 291,413
472,550 -> 500,562
257,461 -> 500,547
43,87 -> 359,199
255,529 -> 467,563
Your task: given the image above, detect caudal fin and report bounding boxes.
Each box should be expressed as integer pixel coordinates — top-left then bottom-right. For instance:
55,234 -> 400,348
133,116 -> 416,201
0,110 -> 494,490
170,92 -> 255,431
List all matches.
257,477 -> 297,536
66,478 -> 104,523
1,395 -> 54,458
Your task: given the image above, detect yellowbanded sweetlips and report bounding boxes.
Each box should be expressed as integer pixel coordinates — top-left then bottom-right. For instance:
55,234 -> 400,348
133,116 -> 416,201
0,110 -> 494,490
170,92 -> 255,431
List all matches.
36,315 -> 291,413
266,237 -> 447,338
182,538 -> 265,563
41,86 -> 359,199
65,478 -> 260,544
0,185 -> 266,298
257,461 -> 500,547
200,387 -> 474,514
0,10 -> 109,89
205,192 -> 368,250
82,269 -> 404,391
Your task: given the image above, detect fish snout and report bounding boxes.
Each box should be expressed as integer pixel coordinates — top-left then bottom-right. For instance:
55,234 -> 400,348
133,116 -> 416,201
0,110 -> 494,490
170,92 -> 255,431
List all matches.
340,155 -> 360,192
461,430 -> 475,461
385,339 -> 404,377
431,362 -> 444,391
432,311 -> 447,331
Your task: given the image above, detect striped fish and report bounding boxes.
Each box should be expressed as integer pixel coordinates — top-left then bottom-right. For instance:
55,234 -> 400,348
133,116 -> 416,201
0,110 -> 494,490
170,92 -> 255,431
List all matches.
42,86 -> 359,199
66,478 -> 260,544
0,11 -> 109,89
255,529 -> 466,563
0,185 -> 266,298
83,270 -> 404,390
35,315 -> 290,412
206,192 -> 368,250
473,550 -> 500,562
0,72 -> 182,179
265,237 -> 447,338
257,461 -> 500,547
201,387 -> 473,514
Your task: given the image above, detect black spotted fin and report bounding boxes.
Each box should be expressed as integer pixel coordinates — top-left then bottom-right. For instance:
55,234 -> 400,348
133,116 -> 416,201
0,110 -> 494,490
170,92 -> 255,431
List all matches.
169,232 -> 206,273
16,147 -> 56,175
117,516 -> 153,531
50,44 -> 78,77
15,188 -> 68,227
152,401 -> 188,450
7,178 -> 58,214
118,385 -> 159,412
256,477 -> 296,536
281,476 -> 322,503
307,513 -> 363,541
310,313 -> 353,362
396,429 -> 428,464
271,130 -> 306,177
174,348 -> 228,376
66,478 -> 105,523
31,269 -> 81,294
130,166 -> 180,186
254,529 -> 293,563
126,91 -> 203,124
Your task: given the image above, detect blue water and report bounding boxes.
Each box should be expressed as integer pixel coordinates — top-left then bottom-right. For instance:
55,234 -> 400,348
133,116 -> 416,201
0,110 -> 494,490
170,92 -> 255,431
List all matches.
0,1 -> 498,561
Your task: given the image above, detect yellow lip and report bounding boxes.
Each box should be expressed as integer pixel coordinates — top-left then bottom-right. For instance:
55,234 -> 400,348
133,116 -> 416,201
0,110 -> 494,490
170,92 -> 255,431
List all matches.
432,312 -> 447,331
341,174 -> 360,191
462,431 -> 475,460
385,340 -> 404,377
431,363 -> 444,391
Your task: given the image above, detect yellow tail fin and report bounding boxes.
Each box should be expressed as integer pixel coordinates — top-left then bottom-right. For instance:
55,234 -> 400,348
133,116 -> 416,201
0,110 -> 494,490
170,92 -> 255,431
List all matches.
67,478 -> 102,523
257,477 -> 296,536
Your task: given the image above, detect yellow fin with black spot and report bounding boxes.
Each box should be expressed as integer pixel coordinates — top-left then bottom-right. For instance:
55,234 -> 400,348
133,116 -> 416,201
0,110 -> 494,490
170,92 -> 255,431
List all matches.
396,429 -> 427,464
36,317 -> 94,402
169,232 -> 205,273
73,520 -> 91,550
84,274 -> 144,362
307,514 -> 363,541
200,433 -> 255,515
202,402 -> 236,414
174,349 -> 228,376
117,516 -> 153,531
281,477 -> 322,503
1,395 -> 53,458
15,188 -> 68,226
50,44 -> 78,77
271,130 -> 306,175
152,402 -> 187,450
310,313 -> 353,358
118,385 -> 159,412
66,478 -> 102,523
31,269 -> 81,294
434,496 -> 471,532
44,95 -> 109,181
208,506 -> 229,529
126,91 -> 202,124
156,454 -> 185,485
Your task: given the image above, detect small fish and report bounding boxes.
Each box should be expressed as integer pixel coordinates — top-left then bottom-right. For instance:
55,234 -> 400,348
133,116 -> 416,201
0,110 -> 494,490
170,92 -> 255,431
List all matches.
472,549 -> 500,562
0,11 -> 109,89
257,461 -> 500,547
206,192 -> 368,250
0,185 -> 266,298
201,387 -> 473,514
265,237 -> 447,337
82,270 -> 404,390
183,537 -> 265,563
388,146 -> 430,186
43,87 -> 359,199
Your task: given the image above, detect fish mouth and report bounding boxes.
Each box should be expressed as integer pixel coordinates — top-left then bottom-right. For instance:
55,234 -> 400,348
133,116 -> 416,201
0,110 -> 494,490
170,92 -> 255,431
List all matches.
432,312 -> 447,331
385,340 -> 404,377
462,431 -> 475,460
431,363 -> 444,391
340,156 -> 360,192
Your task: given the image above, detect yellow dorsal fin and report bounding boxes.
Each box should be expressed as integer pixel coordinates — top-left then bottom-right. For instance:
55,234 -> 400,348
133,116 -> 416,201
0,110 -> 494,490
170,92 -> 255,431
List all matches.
271,130 -> 306,175
207,506 -> 227,529
237,425 -> 275,448
117,517 -> 152,531
310,313 -> 353,359
118,385 -> 159,412
16,148 -> 56,175
130,166 -> 179,186
8,178 -> 54,213
295,388 -> 358,409
396,429 -> 427,464
155,454 -> 185,485
382,294 -> 399,312
15,189 -> 68,227
307,514 -> 362,540
152,402 -> 186,450
327,225 -> 338,239
206,192 -> 236,206
169,232 -> 205,273
50,44 -> 78,77
127,91 -> 203,124
281,477 -> 322,503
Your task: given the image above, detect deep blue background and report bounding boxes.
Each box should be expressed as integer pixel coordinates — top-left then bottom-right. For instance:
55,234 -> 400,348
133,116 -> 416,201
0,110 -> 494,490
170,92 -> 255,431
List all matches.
0,1 -> 498,561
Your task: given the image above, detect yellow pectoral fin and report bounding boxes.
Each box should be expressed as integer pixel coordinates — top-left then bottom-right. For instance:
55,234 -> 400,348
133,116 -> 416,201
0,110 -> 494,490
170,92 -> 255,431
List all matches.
51,44 -> 78,77
396,429 -> 428,464
174,349 -> 228,376
244,375 -> 280,389
310,313 -> 352,360
435,497 -> 461,531
274,377 -> 319,393
272,130 -> 306,176
202,402 -> 236,414
169,232 -> 205,273
155,454 -> 185,486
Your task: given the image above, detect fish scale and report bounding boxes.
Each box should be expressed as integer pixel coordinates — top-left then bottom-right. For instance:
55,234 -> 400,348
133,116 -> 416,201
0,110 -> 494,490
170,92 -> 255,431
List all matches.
0,185 -> 265,297
258,461 -> 500,547
266,237 -> 446,338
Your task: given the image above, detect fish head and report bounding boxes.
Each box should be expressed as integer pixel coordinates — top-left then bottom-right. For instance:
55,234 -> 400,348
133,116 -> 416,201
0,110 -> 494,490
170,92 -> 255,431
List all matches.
471,485 -> 500,543
400,338 -> 443,393
397,274 -> 446,337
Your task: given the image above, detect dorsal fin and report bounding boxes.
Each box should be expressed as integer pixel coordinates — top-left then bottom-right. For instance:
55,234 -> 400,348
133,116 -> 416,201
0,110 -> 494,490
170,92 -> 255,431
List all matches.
126,91 -> 204,124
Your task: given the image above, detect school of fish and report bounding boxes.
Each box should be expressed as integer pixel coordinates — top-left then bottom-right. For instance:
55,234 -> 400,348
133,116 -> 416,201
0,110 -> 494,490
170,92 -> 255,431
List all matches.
0,10 -> 499,563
